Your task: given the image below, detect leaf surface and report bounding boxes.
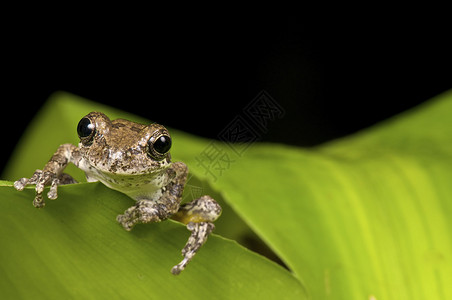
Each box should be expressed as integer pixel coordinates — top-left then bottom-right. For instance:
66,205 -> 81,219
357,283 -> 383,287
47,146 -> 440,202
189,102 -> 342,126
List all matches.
3,90 -> 452,299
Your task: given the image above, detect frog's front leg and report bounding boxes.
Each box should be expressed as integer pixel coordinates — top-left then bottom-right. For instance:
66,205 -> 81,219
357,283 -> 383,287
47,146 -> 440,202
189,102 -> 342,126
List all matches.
116,199 -> 179,231
116,162 -> 188,231
14,144 -> 80,207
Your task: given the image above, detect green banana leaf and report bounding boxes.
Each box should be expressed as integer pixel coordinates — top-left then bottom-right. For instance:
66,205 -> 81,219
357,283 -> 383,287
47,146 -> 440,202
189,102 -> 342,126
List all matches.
2,90 -> 452,299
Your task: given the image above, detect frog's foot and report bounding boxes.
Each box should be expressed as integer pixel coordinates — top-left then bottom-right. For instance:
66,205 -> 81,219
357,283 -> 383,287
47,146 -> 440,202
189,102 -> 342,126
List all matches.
14,170 -> 77,208
116,200 -> 169,231
171,222 -> 215,275
170,195 -> 222,275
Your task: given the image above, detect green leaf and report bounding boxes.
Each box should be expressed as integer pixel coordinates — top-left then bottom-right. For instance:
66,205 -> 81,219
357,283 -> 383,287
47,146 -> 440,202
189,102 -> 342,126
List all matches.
194,90 -> 452,299
0,181 -> 304,299
0,92 -> 306,299
3,90 -> 452,299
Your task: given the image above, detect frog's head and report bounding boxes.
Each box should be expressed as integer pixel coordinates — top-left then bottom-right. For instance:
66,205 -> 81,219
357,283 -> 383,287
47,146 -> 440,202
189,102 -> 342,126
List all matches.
76,112 -> 172,175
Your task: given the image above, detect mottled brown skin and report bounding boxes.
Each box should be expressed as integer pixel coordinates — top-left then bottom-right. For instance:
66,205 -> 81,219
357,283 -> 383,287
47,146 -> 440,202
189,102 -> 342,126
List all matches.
14,112 -> 222,275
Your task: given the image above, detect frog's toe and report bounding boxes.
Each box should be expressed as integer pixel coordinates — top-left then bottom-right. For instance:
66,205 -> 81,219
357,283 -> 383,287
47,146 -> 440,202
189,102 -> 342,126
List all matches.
116,214 -> 135,231
47,178 -> 59,200
171,257 -> 189,275
14,178 -> 29,191
33,194 -> 45,208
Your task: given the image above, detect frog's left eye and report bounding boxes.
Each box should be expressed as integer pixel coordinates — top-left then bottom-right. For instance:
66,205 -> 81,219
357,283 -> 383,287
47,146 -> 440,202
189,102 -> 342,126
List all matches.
77,117 -> 96,145
148,134 -> 172,160
154,135 -> 172,154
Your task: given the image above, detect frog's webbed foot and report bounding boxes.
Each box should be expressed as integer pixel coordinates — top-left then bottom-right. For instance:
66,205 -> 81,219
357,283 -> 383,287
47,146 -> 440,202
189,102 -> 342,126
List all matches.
14,170 -> 77,208
171,195 -> 222,275
116,200 -> 170,231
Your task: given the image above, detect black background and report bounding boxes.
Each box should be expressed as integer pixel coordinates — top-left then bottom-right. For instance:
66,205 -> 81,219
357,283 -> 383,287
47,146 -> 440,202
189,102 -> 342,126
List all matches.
2,17 -> 451,174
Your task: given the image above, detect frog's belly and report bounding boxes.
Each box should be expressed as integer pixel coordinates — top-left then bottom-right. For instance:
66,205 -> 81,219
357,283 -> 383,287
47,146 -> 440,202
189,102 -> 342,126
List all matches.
85,167 -> 166,202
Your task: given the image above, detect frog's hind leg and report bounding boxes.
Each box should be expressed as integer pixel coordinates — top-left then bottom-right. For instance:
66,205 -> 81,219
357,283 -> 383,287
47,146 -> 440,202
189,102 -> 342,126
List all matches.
170,195 -> 222,275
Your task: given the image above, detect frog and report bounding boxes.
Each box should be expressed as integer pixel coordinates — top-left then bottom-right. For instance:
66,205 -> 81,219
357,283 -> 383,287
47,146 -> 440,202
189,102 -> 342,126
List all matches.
14,111 -> 222,275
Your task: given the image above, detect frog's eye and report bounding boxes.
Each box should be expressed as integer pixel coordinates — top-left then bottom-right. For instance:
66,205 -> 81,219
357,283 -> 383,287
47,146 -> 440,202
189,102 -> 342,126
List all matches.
148,134 -> 172,159
154,135 -> 172,154
77,117 -> 96,144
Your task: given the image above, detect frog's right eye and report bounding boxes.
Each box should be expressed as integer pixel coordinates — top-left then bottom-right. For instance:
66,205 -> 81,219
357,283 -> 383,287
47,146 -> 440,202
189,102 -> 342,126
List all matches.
77,117 -> 96,144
